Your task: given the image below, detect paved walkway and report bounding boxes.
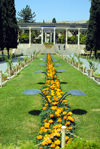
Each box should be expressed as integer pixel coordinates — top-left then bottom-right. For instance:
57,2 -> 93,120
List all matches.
0,56 -> 24,73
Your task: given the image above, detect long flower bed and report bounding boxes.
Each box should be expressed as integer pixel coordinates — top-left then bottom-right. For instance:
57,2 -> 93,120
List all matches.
36,53 -> 75,149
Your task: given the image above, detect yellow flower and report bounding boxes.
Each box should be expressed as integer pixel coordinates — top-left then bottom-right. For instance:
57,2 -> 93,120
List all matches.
65,136 -> 69,142
44,123 -> 50,129
68,116 -> 74,122
48,119 -> 53,124
67,112 -> 73,115
63,116 -> 67,119
51,143 -> 56,148
37,135 -> 42,140
44,119 -> 48,122
65,122 -> 70,126
54,139 -> 61,145
43,107 -> 47,109
63,111 -> 67,115
57,118 -> 62,122
49,114 -> 54,117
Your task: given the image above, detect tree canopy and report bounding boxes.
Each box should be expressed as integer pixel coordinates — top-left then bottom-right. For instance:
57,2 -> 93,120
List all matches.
17,5 -> 36,23
86,0 -> 100,58
0,0 -> 18,58
52,18 -> 56,23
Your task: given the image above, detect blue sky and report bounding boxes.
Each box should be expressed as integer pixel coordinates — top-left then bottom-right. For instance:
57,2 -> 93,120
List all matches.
15,0 -> 91,22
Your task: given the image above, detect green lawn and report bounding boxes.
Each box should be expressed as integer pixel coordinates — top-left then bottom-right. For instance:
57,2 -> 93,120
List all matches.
0,54 -> 100,148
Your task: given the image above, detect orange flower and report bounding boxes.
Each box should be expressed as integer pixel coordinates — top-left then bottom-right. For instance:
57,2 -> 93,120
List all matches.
48,119 -> 53,124
39,147 -> 43,149
57,118 -> 62,122
67,112 -> 73,115
44,123 -> 50,129
65,122 -> 70,126
51,143 -> 56,148
51,106 -> 57,111
65,136 -> 69,142
68,116 -> 74,122
44,119 -> 48,122
54,139 -> 61,145
67,126 -> 73,129
63,111 -> 67,115
43,107 -> 47,110
49,114 -> 54,117
37,135 -> 42,140
63,116 -> 67,119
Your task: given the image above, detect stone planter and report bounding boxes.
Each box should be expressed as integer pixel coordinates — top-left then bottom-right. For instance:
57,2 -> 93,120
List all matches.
6,69 -> 14,76
2,76 -> 7,82
94,76 -> 100,82
87,69 -> 95,77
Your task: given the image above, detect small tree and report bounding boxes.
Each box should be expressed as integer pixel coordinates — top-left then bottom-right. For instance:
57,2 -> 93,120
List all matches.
17,5 -> 36,23
52,18 -> 56,23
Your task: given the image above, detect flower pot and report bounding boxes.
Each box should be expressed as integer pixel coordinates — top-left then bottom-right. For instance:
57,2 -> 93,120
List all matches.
94,76 -> 100,82
87,69 -> 94,77
2,76 -> 7,82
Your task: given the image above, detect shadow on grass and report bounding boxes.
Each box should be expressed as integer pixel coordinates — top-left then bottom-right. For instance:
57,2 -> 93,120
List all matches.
72,109 -> 87,115
60,82 -> 68,84
37,82 -> 45,85
29,110 -> 41,115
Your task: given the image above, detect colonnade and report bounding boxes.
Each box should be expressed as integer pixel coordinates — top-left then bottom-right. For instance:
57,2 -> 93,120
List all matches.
19,27 -> 83,47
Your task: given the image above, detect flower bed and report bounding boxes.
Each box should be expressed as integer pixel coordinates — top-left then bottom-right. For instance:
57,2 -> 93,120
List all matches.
36,54 -> 75,149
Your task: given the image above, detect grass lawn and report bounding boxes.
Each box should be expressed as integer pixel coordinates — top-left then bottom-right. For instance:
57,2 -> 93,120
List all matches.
0,54 -> 100,147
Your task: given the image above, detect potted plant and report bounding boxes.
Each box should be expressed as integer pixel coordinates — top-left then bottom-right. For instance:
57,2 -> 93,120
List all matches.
2,72 -> 8,82
93,71 -> 100,82
5,54 -> 14,76
79,65 -> 86,73
87,60 -> 97,77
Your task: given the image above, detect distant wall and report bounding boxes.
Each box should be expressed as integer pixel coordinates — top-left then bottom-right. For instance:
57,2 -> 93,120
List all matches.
15,43 -> 85,55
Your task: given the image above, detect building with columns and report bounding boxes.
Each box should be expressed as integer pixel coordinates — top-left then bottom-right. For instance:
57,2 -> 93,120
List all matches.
18,22 -> 87,46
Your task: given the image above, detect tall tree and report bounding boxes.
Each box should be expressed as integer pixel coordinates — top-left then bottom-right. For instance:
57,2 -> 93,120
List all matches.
0,0 -> 7,58
52,18 -> 56,23
5,0 -> 18,58
86,0 -> 100,58
17,5 -> 36,23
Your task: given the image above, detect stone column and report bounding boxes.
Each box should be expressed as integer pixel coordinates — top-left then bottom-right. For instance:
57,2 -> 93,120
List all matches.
66,28 -> 68,48
29,27 -> 32,44
78,28 -> 80,49
31,30 -> 33,43
41,28 -> 44,44
53,28 -> 56,44
45,32 -> 46,42
50,33 -> 52,43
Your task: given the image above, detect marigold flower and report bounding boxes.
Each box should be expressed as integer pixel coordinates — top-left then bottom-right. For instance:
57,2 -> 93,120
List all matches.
67,116 -> 74,122
54,139 -> 61,145
63,111 -> 67,115
51,106 -> 57,111
44,119 -> 48,122
65,122 -> 70,126
67,126 -> 73,129
67,112 -> 73,115
51,143 -> 56,148
48,119 -> 53,124
55,146 -> 60,149
39,147 -> 43,149
57,118 -> 62,122
63,116 -> 67,119
37,135 -> 42,140
65,136 -> 69,141
49,114 -> 54,117
44,123 -> 50,129
43,107 -> 47,110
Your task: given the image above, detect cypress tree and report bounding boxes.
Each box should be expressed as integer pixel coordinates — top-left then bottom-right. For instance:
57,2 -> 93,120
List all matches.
86,0 -> 100,58
0,0 -> 7,58
5,0 -> 18,58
